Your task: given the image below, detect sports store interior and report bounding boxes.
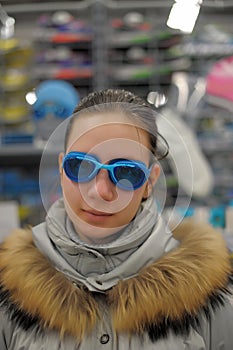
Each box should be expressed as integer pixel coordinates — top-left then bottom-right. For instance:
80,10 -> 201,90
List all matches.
0,0 -> 233,250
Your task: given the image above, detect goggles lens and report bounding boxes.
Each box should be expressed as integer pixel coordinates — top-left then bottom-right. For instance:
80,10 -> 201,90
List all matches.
67,157 -> 96,180
62,152 -> 151,190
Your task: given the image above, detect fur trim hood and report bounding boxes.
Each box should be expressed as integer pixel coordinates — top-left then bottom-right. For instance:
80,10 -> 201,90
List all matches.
0,220 -> 232,342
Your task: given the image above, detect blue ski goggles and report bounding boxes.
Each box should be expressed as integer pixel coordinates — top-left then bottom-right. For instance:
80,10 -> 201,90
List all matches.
62,152 -> 152,191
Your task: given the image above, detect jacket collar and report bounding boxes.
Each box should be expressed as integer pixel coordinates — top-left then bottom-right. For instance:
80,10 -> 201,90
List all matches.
0,220 -> 231,341
32,197 -> 178,292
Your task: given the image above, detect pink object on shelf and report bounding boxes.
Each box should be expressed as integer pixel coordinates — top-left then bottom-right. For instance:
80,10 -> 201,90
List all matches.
206,56 -> 233,102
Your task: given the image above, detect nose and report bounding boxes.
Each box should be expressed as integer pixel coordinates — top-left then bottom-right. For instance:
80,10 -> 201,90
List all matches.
87,169 -> 117,201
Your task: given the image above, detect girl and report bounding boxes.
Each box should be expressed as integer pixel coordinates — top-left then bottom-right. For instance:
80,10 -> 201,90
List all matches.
0,89 -> 232,349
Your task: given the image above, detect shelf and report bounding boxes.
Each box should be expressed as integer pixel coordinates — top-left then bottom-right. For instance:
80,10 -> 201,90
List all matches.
4,1 -> 91,14
0,144 -> 44,155
0,143 -> 64,167
0,145 -> 43,166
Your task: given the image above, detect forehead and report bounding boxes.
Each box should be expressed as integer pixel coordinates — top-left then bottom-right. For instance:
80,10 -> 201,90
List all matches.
66,112 -> 150,160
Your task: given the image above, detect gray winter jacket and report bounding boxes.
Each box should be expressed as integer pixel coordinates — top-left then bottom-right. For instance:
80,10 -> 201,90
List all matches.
0,201 -> 233,349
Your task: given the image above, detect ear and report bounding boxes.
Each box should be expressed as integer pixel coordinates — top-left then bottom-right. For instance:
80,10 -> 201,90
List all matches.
58,152 -> 64,175
143,164 -> 160,199
149,164 -> 160,187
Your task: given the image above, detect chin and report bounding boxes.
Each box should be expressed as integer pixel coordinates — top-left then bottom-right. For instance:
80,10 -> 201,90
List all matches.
75,222 -> 127,244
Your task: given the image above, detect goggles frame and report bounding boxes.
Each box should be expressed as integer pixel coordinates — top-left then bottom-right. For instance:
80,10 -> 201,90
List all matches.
62,151 -> 152,191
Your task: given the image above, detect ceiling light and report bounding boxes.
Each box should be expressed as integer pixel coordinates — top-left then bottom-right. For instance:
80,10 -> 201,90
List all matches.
167,0 -> 203,34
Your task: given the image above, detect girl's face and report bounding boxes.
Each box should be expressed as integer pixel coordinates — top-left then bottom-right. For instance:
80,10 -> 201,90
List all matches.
59,112 -> 160,244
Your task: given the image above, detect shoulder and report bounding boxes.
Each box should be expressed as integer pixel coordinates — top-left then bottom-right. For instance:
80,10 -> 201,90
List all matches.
0,228 -> 42,333
0,308 -> 15,349
0,228 -> 32,248
197,290 -> 233,350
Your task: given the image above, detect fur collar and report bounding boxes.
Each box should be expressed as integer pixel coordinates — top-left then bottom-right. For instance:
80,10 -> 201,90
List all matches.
0,220 -> 231,341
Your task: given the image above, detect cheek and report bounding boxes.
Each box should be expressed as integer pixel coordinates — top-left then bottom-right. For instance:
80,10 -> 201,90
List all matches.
122,187 -> 146,216
61,176 -> 82,208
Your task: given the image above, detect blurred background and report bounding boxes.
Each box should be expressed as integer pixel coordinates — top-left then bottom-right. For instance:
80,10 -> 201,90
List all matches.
0,0 -> 232,248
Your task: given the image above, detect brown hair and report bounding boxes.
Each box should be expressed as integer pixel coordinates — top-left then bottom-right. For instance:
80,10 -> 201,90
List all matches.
64,89 -> 168,159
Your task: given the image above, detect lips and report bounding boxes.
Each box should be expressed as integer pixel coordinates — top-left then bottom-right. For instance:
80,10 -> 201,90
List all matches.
83,209 -> 112,217
81,209 -> 113,225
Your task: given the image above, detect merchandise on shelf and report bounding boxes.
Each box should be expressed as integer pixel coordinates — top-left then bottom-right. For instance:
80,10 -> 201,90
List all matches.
107,11 -> 188,94
33,11 -> 93,86
32,79 -> 79,141
164,203 -> 233,253
0,3 -> 36,147
163,67 -> 233,208
206,55 -> 233,108
0,41 -> 35,123
0,167 -> 43,226
0,121 -> 34,145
